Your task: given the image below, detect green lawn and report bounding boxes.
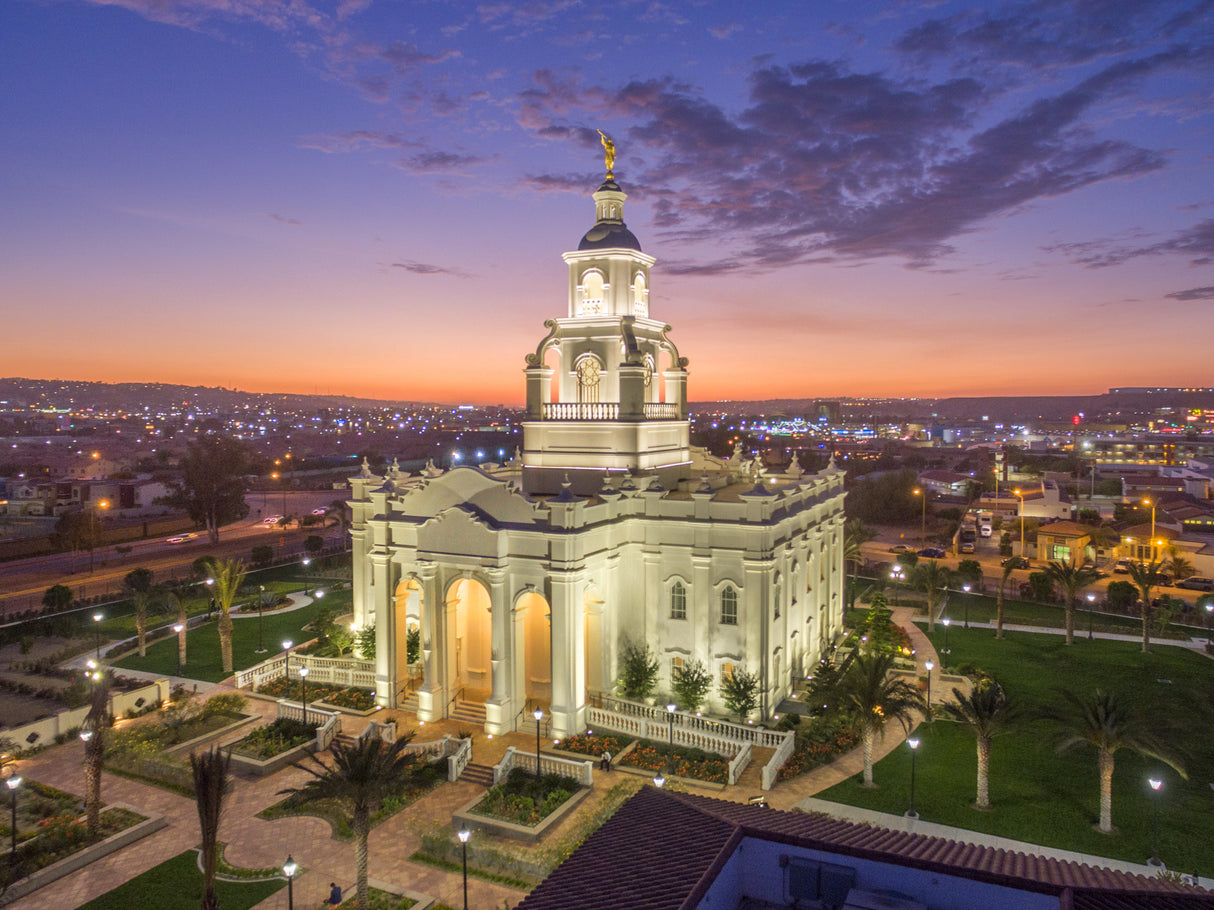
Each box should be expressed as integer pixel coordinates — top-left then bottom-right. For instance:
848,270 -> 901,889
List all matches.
114,588 -> 352,682
817,627 -> 1214,874
78,849 -> 285,910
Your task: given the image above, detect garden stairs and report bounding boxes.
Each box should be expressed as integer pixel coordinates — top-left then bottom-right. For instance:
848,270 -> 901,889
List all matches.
459,762 -> 496,788
395,691 -> 487,728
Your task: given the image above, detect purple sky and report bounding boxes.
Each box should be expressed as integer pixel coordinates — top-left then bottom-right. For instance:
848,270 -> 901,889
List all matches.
3,0 -> 1213,404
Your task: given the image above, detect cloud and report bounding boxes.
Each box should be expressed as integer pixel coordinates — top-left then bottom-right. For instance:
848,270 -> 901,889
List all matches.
265,213 -> 301,225
1046,219 -> 1214,268
390,260 -> 473,278
1165,286 -> 1214,301
394,150 -> 488,174
708,22 -> 742,39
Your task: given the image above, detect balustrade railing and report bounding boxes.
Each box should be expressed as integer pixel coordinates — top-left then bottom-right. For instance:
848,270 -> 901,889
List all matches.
761,731 -> 796,790
493,746 -> 594,787
728,742 -> 753,785
598,696 -> 790,750
276,699 -> 341,750
643,402 -> 679,419
235,653 -> 375,691
447,737 -> 473,782
542,401 -> 620,420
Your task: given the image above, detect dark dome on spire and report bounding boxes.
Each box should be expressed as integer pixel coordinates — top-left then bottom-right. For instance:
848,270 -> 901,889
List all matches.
578,223 -> 642,252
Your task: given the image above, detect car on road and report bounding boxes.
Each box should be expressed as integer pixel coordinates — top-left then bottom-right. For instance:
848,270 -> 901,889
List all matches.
1177,576 -> 1214,591
1001,556 -> 1029,570
917,547 -> 946,559
166,535 -> 189,544
263,515 -> 283,524
1113,558 -> 1133,574
311,508 -> 327,515
890,544 -> 913,554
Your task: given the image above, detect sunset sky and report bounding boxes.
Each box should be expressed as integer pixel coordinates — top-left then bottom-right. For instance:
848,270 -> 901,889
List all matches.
3,0 -> 1213,405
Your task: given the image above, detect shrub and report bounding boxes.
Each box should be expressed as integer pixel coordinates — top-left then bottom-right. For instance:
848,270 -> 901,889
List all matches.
618,638 -> 660,701
202,692 -> 248,717
671,659 -> 713,712
1106,580 -> 1138,612
719,666 -> 760,722
251,545 -> 274,568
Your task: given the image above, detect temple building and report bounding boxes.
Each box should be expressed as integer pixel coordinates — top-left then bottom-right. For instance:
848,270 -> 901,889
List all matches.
348,157 -> 846,739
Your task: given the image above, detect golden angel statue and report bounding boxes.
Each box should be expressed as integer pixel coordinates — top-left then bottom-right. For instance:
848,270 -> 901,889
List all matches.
596,129 -> 616,179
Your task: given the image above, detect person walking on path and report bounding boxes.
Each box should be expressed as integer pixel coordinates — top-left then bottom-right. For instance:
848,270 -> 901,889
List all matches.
601,750 -> 612,772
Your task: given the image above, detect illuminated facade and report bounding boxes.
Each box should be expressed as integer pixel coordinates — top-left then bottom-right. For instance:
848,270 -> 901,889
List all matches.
348,171 -> 846,738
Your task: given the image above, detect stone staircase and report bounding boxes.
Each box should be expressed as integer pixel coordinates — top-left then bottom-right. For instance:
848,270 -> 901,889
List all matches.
459,762 -> 496,788
450,699 -> 486,728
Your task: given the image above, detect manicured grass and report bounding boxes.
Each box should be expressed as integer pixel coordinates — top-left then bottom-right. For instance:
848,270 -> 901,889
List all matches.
817,627 -> 1214,873
114,588 -> 351,682
937,592 -> 1168,637
78,849 -> 284,910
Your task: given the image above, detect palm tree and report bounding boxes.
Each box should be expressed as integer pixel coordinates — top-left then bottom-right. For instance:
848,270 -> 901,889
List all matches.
82,672 -> 110,836
1163,551 -> 1194,583
1127,560 -> 1163,653
836,652 -> 925,787
1054,688 -> 1186,833
1045,560 -> 1101,646
995,562 -> 1015,640
191,748 -> 230,910
207,558 -> 246,674
911,560 -> 952,632
844,519 -> 875,612
279,735 -> 422,906
941,681 -> 1016,810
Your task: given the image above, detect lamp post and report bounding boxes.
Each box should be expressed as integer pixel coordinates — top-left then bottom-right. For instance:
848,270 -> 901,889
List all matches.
924,660 -> 934,717
302,557 -> 311,597
889,565 -> 905,607
533,709 -> 543,779
1086,593 -> 1097,639
299,667 -> 309,726
173,624 -> 184,676
5,771 -> 21,855
941,617 -> 951,661
282,855 -> 297,910
458,827 -> 471,910
1205,603 -> 1213,647
653,771 -> 666,787
1144,498 -> 1156,544
914,488 -> 926,547
962,584 -> 971,630
205,577 -> 214,620
92,612 -> 103,660
905,738 -> 920,819
283,639 -> 293,679
1013,490 -> 1026,557
666,702 -> 677,756
1148,777 -> 1164,867
255,585 -> 267,654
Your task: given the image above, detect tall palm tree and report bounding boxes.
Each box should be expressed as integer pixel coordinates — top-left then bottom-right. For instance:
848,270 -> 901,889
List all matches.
82,673 -> 110,836
1045,560 -> 1101,646
912,560 -> 952,632
1163,551 -> 1194,583
836,652 -> 925,787
279,735 -> 422,906
207,558 -> 246,674
1127,560 -> 1163,654
844,519 -> 875,612
1054,688 -> 1186,833
191,748 -> 230,910
995,562 -> 1015,640
941,681 -> 1016,809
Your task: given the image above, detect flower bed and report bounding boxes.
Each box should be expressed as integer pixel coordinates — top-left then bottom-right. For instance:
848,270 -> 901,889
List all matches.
228,717 -> 318,760
0,780 -> 80,848
469,768 -> 582,827
256,677 -> 374,711
0,806 -> 146,887
620,740 -> 729,785
777,716 -> 861,781
553,731 -> 632,757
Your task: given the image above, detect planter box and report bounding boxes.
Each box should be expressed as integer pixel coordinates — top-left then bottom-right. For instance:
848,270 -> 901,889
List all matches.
313,700 -> 380,717
227,738 -> 318,777
452,786 -> 592,844
549,739 -> 637,766
612,761 -> 728,791
163,713 -> 258,757
0,805 -> 166,905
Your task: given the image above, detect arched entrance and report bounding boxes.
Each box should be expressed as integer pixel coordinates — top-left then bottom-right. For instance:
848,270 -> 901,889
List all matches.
516,590 -> 551,709
446,578 -> 492,705
584,584 -> 605,699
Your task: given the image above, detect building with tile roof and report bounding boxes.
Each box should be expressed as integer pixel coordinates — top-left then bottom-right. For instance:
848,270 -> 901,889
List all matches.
517,787 -> 1214,910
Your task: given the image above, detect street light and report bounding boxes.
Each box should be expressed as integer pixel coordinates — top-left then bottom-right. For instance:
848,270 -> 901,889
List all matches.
533,709 -> 543,778
653,772 -> 666,788
924,661 -> 934,717
92,612 -> 103,659
299,667 -> 309,727
905,738 -> 920,819
5,772 -> 21,855
458,827 -> 471,910
1013,490 -> 1026,557
1143,498 -> 1156,546
889,565 -> 905,607
1205,603 -> 1213,647
962,584 -> 971,630
942,617 -> 951,661
913,488 -> 926,547
205,577 -> 215,620
255,586 -> 267,654
302,557 -> 311,597
666,703 -> 677,756
1148,777 -> 1164,867
173,624 -> 184,675
1086,593 -> 1097,639
283,639 -> 294,679
282,855 -> 297,910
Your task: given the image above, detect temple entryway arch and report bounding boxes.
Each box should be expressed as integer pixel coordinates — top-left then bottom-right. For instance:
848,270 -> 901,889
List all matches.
446,577 -> 493,707
516,590 -> 552,711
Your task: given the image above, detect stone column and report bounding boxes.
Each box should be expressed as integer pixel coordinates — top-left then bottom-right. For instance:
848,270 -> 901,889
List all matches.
484,569 -> 513,735
548,571 -> 586,739
371,552 -> 395,708
416,563 -> 443,723
743,557 -> 772,718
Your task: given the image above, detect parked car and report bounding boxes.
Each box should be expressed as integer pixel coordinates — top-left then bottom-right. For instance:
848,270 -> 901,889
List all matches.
1177,576 -> 1214,591
890,544 -> 913,554
917,547 -> 946,559
1002,556 -> 1029,570
1113,558 -> 1134,574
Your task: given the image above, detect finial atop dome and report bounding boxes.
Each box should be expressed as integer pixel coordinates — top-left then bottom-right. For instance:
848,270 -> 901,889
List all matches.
596,129 -> 616,181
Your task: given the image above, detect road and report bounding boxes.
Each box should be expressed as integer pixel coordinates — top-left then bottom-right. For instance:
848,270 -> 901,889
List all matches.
0,490 -> 345,617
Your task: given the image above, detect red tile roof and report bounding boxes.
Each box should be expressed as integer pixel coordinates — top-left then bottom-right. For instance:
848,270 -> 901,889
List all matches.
516,788 -> 1214,909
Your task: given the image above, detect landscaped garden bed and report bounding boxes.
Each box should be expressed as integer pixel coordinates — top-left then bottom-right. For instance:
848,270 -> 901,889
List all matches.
551,731 -> 633,760
455,768 -> 591,844
777,715 -> 861,781
619,740 -> 730,785
227,717 -> 318,760
255,676 -> 376,712
76,848 -> 285,910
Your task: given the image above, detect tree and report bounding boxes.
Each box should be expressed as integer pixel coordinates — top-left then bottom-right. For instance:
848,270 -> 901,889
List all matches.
42,583 -> 73,611
719,665 -> 760,722
995,562 -> 1016,640
304,534 -> 324,556
124,568 -> 155,658
405,626 -> 420,665
251,545 -> 274,568
619,638 -> 660,701
1045,560 -> 1101,646
191,748 -> 231,910
672,659 -> 714,713
911,560 -> 951,632
52,510 -> 104,572
207,558 -> 246,674
82,672 -> 110,836
1163,551 -> 1194,582
837,652 -> 924,787
844,469 -> 920,525
355,625 -> 377,661
1127,560 -> 1164,653
327,499 -> 351,547
843,519 -> 875,576
955,559 -> 983,590
1053,689 -> 1186,833
941,680 -> 1016,809
280,736 -> 423,907
161,434 -> 250,545
1105,580 -> 1137,612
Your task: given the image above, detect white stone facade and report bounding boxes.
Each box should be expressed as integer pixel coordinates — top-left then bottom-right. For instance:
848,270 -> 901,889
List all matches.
348,173 -> 847,738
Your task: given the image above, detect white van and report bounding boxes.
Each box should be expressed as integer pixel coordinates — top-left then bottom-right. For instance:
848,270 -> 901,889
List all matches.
977,512 -> 994,538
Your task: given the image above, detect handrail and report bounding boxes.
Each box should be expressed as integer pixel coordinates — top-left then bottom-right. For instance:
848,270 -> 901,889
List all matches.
445,686 -> 465,718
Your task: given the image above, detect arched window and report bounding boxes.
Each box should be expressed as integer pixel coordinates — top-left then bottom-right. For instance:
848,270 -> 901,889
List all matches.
670,581 -> 687,620
670,654 -> 684,681
579,270 -> 605,316
632,272 -> 648,316
720,586 -> 738,625
575,356 -> 601,403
